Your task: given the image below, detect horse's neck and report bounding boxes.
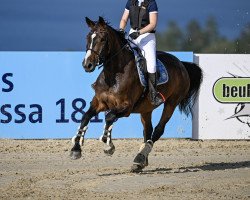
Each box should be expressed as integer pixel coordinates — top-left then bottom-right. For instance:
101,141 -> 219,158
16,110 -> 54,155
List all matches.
103,30 -> 134,86
102,58 -> 127,87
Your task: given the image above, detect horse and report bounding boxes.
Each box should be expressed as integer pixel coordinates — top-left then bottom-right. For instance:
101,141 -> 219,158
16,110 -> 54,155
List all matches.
70,16 -> 203,172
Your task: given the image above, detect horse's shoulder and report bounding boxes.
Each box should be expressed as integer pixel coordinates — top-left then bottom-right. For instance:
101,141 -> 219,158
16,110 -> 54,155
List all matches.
92,72 -> 108,91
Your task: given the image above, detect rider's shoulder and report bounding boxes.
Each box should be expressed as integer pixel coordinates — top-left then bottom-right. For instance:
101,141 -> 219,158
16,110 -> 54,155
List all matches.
148,0 -> 157,5
148,0 -> 158,12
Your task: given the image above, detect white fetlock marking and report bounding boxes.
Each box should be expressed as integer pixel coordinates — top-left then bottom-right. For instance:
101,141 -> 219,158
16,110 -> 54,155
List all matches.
99,125 -> 107,142
147,140 -> 154,147
83,126 -> 88,132
71,126 -> 88,145
108,125 -> 113,132
71,135 -> 77,144
139,141 -> 153,157
80,126 -> 87,146
102,124 -> 115,155
99,134 -> 104,142
107,131 -> 111,146
79,136 -> 84,146
100,124 -> 113,145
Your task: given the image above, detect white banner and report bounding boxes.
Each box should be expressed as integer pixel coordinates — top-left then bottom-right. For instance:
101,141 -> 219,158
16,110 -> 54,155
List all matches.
193,54 -> 250,139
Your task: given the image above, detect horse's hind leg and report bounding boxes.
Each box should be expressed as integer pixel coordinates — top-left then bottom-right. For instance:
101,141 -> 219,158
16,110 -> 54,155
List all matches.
152,101 -> 176,143
99,111 -> 117,156
131,112 -> 153,173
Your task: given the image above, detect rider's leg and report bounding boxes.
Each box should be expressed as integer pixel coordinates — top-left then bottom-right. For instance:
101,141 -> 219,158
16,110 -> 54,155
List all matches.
140,33 -> 165,107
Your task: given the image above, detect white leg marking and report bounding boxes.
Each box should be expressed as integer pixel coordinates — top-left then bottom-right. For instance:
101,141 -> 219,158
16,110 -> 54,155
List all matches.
107,131 -> 111,146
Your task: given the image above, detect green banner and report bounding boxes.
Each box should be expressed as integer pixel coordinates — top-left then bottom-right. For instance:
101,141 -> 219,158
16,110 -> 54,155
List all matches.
213,78 -> 250,103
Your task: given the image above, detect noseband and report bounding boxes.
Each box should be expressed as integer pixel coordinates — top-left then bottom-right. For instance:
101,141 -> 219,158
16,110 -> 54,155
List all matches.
86,48 -> 106,66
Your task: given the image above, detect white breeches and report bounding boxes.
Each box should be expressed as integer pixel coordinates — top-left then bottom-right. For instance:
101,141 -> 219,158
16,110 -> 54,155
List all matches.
129,29 -> 157,73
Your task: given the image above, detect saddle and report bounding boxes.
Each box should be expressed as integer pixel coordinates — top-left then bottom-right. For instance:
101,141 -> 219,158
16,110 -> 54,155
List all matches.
131,47 -> 169,87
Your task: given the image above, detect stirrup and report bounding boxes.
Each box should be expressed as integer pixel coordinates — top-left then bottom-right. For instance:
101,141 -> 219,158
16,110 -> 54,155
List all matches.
157,92 -> 166,102
152,92 -> 165,106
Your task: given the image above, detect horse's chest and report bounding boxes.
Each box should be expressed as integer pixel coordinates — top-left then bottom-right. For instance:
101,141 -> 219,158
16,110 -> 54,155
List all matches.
96,75 -> 124,95
96,88 -> 126,110
99,90 -> 118,102
94,73 -> 130,109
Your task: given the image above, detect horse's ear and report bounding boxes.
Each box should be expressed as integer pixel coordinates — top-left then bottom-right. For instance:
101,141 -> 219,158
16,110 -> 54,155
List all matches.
98,16 -> 106,27
85,17 -> 95,29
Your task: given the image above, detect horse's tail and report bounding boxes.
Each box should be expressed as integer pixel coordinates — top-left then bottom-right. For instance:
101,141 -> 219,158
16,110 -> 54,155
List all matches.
179,61 -> 203,116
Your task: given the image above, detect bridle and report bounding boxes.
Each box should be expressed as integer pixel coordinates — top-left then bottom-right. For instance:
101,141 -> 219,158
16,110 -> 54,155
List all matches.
85,30 -> 130,69
86,31 -> 108,66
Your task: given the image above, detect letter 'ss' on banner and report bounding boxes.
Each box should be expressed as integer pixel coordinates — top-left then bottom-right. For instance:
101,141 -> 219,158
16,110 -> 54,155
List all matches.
0,52 -> 193,139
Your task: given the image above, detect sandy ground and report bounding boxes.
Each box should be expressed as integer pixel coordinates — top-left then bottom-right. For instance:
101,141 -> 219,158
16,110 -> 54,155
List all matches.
0,138 -> 249,200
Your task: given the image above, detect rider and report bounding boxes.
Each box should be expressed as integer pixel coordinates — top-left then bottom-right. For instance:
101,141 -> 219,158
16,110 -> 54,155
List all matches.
119,0 -> 164,106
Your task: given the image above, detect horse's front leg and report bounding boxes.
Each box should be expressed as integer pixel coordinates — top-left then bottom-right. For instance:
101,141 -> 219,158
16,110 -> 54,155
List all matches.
99,102 -> 132,156
99,110 -> 117,156
70,104 -> 98,160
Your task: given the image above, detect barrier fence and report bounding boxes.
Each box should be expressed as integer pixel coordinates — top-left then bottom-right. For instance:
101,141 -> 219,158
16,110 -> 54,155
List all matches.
1,52 -> 249,139
193,54 -> 250,139
0,52 -> 193,139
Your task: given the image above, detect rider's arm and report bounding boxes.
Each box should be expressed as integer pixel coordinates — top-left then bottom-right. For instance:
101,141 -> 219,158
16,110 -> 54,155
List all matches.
139,12 -> 158,35
120,9 -> 130,30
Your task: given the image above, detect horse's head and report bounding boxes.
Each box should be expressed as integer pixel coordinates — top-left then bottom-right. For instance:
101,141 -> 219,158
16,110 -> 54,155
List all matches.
83,16 -> 109,73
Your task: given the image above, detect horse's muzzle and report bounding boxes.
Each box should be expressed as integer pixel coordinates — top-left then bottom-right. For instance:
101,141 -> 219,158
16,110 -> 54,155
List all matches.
83,60 -> 95,73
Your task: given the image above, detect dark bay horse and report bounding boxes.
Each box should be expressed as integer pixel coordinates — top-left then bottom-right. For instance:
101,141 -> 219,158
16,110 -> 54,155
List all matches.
70,16 -> 203,172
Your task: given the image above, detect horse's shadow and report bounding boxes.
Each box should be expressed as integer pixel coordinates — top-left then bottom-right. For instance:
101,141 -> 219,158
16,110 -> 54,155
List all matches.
98,161 -> 250,176
141,160 -> 250,175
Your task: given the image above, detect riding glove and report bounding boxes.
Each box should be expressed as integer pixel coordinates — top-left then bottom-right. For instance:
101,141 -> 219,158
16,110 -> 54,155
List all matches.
129,31 -> 140,40
118,28 -> 126,38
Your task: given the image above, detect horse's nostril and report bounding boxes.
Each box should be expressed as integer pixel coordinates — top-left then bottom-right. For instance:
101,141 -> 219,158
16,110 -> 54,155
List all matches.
88,63 -> 93,69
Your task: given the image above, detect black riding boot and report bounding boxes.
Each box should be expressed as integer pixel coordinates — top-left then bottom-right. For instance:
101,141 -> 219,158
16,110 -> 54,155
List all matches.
148,72 -> 165,106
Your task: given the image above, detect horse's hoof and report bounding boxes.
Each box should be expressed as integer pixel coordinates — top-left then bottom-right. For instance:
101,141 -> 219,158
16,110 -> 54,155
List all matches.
131,153 -> 148,172
70,151 -> 82,160
104,145 -> 115,156
130,164 -> 143,173
134,153 -> 147,165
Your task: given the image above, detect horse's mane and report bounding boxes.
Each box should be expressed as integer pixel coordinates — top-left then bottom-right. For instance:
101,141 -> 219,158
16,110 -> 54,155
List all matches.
98,18 -> 128,45
111,27 -> 128,45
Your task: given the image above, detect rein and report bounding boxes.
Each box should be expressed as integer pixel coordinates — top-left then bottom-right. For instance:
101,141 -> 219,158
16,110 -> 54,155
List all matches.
86,30 -> 131,70
98,42 -> 129,69
97,37 -> 142,70
86,28 -> 141,70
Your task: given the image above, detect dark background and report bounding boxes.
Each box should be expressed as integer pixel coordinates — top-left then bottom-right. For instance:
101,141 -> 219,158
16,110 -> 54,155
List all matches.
0,0 -> 249,51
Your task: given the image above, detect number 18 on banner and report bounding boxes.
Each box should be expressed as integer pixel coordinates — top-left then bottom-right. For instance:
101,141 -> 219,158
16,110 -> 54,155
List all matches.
56,98 -> 103,123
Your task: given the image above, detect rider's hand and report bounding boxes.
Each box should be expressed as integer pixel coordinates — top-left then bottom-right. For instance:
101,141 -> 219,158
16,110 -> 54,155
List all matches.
118,28 -> 126,38
129,31 -> 140,40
